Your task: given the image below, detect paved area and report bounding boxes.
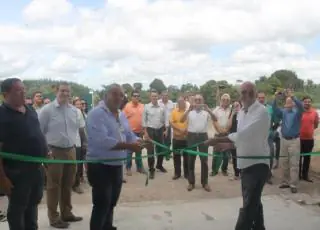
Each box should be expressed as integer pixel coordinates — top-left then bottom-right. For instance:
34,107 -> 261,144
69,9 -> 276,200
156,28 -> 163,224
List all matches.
1,195 -> 320,230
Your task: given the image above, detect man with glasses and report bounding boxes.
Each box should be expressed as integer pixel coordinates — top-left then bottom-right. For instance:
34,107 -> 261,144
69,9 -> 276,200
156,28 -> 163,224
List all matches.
123,90 -> 145,175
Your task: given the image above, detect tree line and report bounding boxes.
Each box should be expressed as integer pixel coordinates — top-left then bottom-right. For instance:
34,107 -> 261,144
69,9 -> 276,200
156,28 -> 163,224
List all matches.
1,69 -> 320,107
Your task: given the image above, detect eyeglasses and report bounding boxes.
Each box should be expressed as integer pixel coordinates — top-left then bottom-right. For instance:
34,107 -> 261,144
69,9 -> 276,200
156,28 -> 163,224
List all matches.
132,94 -> 140,98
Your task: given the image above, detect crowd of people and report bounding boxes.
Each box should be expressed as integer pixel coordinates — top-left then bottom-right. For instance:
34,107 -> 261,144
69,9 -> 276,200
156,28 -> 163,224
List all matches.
0,77 -> 319,230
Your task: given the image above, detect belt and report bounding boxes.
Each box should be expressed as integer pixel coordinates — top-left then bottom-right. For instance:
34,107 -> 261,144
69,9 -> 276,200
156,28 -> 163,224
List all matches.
48,145 -> 74,150
188,132 -> 207,135
282,135 -> 299,140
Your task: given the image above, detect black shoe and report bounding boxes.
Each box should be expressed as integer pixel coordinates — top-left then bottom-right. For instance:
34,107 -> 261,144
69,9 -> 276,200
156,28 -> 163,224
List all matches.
149,170 -> 155,179
290,187 -> 298,193
184,174 -> 189,179
62,215 -> 83,222
210,172 -> 218,177
156,166 -> 167,173
172,175 -> 181,180
279,183 -> 290,189
50,220 -> 70,229
303,177 -> 313,183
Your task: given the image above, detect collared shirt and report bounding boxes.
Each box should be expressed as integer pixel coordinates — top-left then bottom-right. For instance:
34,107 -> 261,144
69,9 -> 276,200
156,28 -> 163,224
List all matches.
300,108 -> 318,140
170,108 -> 188,139
32,104 -> 43,115
86,101 -> 138,165
228,101 -> 270,169
123,101 -> 144,133
272,97 -> 304,138
38,99 -> 84,148
158,99 -> 175,124
75,108 -> 86,147
187,109 -> 210,133
213,106 -> 231,133
0,103 -> 48,169
142,102 -> 168,129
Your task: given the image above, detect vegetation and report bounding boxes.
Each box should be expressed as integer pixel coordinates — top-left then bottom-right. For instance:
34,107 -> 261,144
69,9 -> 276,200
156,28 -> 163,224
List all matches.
1,69 -> 320,107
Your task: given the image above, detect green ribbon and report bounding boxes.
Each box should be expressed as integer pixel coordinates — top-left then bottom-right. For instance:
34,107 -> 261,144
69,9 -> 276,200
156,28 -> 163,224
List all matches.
1,140 -> 320,186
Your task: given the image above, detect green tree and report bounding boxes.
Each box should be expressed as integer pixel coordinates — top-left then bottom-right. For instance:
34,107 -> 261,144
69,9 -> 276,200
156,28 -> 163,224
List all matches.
180,83 -> 199,93
149,78 -> 166,93
133,82 -> 143,91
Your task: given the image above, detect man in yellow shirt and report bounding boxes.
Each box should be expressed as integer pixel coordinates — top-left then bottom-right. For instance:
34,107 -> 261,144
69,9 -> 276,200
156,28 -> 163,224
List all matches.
170,96 -> 189,180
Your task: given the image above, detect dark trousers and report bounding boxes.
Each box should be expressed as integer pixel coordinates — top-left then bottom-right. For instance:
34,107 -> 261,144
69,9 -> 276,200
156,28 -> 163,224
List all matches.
235,163 -> 269,230
5,166 -> 44,230
87,164 -> 123,230
187,132 -> 208,185
172,139 -> 188,177
74,147 -> 84,188
274,136 -> 280,161
299,139 -> 314,179
146,127 -> 165,171
230,149 -> 240,177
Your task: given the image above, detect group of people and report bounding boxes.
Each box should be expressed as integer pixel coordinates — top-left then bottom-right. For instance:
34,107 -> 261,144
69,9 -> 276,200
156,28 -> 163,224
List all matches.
0,77 -> 318,230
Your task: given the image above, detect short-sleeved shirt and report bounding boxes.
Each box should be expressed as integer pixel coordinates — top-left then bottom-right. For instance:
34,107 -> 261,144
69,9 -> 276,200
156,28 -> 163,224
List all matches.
213,106 -> 232,133
300,108 -> 318,140
170,108 -> 188,139
123,102 -> 144,133
187,110 -> 210,133
0,103 -> 48,169
38,100 -> 83,148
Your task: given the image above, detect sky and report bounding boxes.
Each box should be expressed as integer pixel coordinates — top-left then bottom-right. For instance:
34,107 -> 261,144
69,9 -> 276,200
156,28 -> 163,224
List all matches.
0,0 -> 320,90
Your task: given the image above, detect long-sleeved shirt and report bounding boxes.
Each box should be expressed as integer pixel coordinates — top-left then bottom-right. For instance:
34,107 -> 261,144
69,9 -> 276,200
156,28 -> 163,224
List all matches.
272,96 -> 304,138
86,101 -> 138,166
142,102 -> 168,129
228,101 -> 270,169
158,99 -> 175,125
38,99 -> 83,148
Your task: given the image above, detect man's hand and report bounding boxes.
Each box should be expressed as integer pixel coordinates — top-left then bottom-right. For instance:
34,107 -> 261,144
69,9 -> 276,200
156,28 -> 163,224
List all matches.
215,143 -> 235,152
128,142 -> 143,153
204,138 -> 218,146
0,176 -> 13,196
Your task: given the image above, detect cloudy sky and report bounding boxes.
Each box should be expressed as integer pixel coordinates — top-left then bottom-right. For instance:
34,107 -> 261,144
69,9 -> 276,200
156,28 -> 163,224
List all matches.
0,0 -> 320,89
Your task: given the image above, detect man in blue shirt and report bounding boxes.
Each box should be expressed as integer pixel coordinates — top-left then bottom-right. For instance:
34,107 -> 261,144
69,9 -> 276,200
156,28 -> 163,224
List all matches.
272,89 -> 304,193
86,84 -> 143,230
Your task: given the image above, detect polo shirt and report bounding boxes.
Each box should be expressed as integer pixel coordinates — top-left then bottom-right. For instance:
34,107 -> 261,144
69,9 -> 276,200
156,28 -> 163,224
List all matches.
170,108 -> 188,139
187,109 -> 210,133
0,103 -> 48,169
300,108 -> 318,140
123,102 -> 144,133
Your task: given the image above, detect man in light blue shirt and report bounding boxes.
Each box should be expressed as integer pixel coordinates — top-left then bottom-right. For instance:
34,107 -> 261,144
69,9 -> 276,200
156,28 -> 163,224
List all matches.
86,84 -> 142,230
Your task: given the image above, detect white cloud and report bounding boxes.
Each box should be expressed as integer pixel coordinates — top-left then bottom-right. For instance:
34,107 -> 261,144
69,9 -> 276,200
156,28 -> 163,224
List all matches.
0,0 -> 320,88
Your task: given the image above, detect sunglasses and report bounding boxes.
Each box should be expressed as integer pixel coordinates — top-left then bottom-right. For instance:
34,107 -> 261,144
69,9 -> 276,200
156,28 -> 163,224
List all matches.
132,94 -> 140,98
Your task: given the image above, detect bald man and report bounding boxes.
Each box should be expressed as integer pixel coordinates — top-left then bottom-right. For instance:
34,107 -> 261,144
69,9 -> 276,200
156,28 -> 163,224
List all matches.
206,82 -> 270,230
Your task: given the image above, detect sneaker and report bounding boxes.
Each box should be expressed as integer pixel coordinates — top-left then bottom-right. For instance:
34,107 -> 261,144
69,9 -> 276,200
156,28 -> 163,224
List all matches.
172,175 -> 181,180
203,184 -> 211,192
156,166 -> 167,173
187,184 -> 195,191
73,186 -> 84,194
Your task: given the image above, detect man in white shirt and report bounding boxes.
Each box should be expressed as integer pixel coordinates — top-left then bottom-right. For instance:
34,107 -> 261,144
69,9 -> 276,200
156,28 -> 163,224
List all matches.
211,93 -> 232,176
206,82 -> 270,230
180,94 -> 217,192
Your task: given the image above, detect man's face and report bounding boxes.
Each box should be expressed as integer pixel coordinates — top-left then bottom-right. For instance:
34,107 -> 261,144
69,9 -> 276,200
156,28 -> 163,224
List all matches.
162,93 -> 169,102
107,86 -> 124,109
6,81 -> 26,106
34,93 -> 43,104
239,84 -> 253,108
131,93 -> 140,104
221,97 -> 230,107
150,92 -> 158,103
81,100 -> 87,110
257,93 -> 265,104
74,100 -> 82,109
57,84 -> 71,103
177,97 -> 186,109
284,97 -> 294,109
194,95 -> 203,109
303,98 -> 311,110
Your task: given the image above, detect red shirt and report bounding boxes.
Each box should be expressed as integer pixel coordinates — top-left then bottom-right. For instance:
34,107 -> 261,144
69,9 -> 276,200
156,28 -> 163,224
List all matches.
300,108 -> 319,140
